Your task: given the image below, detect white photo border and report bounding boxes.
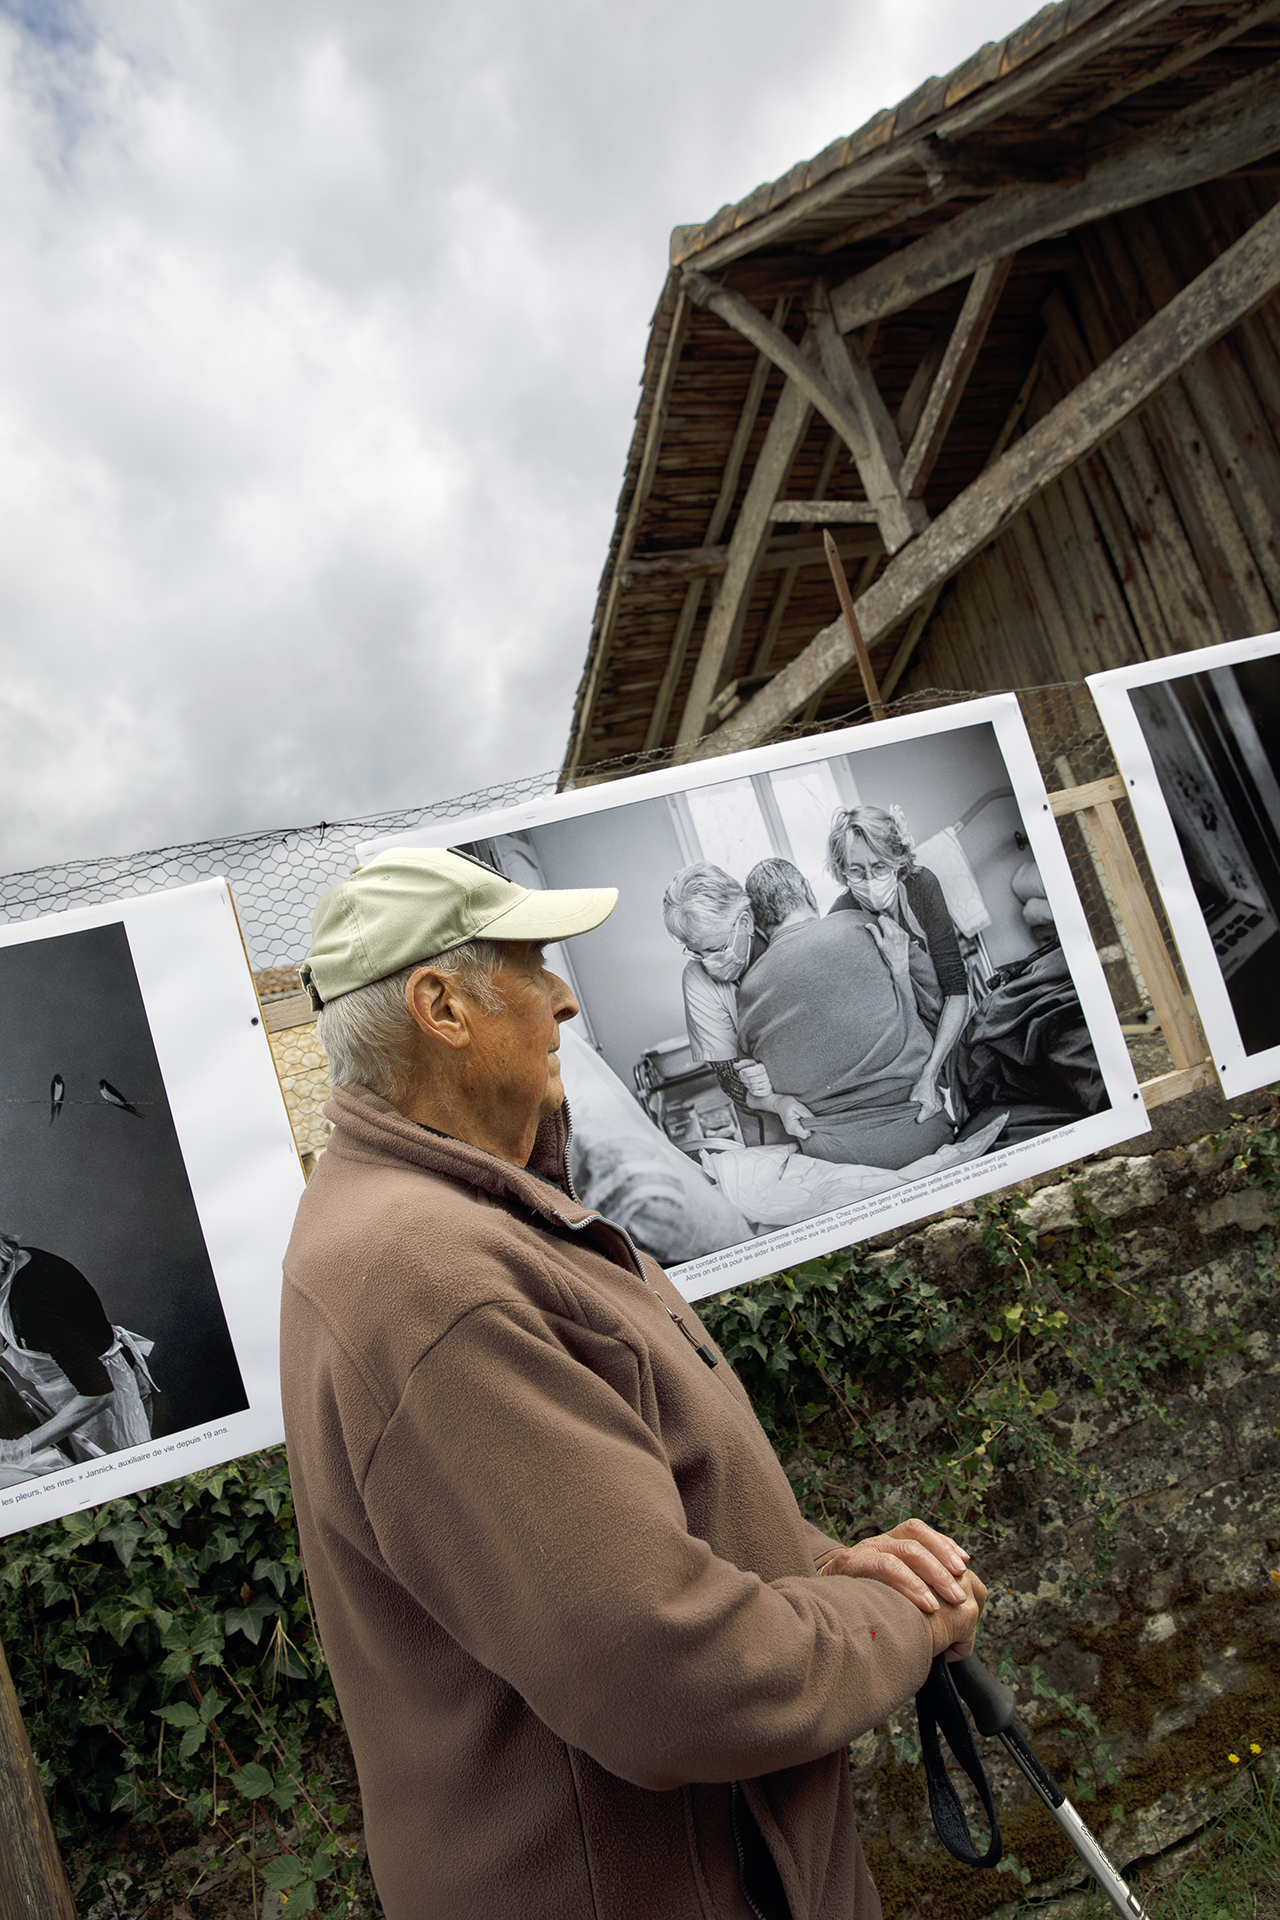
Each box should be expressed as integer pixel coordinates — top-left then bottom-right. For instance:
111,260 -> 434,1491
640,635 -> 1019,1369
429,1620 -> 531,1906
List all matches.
363,695 -> 1146,1303
1089,630 -> 1280,1102
0,880 -> 303,1537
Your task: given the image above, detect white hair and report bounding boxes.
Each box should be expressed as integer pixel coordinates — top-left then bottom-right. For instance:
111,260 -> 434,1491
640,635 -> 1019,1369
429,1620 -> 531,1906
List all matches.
662,863 -> 749,943
316,939 -> 505,1103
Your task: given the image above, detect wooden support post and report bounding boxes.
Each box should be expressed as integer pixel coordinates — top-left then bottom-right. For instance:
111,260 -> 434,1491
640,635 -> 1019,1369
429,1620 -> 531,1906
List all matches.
1048,781 -> 1211,1079
823,531 -> 885,721
563,282 -> 689,782
0,1636 -> 77,1920
898,255 -> 1014,498
808,281 -> 926,554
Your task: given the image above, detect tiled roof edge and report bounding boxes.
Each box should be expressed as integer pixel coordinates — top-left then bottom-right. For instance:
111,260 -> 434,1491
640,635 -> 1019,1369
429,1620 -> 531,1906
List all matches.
667,0 -> 1129,265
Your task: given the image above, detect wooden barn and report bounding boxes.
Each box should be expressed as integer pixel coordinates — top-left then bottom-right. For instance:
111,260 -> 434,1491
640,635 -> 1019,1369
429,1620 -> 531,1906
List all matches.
562,0 -> 1280,782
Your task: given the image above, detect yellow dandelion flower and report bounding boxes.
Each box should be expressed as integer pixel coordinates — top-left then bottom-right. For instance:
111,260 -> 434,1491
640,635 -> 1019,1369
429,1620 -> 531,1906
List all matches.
1250,1743 -> 1262,1755
1228,1753 -> 1240,1764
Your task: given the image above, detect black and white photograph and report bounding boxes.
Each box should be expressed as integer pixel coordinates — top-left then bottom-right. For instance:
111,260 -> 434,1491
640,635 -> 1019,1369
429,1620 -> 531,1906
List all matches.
1090,631 -> 1280,1102
0,882 -> 304,1537
363,696 -> 1143,1300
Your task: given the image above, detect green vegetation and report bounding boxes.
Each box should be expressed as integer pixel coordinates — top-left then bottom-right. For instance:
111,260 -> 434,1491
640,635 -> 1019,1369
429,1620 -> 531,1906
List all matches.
698,1169 -> 1262,1583
0,1450 -> 369,1916
1,1103 -> 1277,1916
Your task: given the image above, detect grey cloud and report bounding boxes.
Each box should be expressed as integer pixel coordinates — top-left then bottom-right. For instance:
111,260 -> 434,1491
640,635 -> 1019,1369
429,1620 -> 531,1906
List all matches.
0,0 -> 1034,873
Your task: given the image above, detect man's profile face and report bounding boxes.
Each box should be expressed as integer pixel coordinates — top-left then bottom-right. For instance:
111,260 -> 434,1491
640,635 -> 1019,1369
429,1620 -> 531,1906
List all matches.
683,905 -> 753,983
469,942 -> 580,1123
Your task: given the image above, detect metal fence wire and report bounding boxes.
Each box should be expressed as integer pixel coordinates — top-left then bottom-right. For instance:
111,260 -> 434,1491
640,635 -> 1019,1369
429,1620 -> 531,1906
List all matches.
0,684 -> 1179,1015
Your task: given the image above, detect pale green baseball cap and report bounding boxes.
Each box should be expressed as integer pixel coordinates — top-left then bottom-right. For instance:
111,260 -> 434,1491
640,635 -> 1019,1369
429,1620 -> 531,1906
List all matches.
300,847 -> 617,1010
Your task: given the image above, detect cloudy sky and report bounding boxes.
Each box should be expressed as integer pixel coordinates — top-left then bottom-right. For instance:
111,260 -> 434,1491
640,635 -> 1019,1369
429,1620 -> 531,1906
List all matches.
0,0 -> 1037,873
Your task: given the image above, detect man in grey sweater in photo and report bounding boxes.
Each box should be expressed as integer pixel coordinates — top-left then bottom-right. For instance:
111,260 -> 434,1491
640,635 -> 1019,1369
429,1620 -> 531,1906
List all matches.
281,847 -> 986,1920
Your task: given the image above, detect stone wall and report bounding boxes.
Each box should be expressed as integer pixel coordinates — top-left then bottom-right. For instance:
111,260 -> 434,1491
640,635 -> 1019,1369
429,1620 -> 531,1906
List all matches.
847,1107 -> 1280,1917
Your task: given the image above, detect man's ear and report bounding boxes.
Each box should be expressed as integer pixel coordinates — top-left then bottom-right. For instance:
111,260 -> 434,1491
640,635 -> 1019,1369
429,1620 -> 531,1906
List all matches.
405,968 -> 472,1052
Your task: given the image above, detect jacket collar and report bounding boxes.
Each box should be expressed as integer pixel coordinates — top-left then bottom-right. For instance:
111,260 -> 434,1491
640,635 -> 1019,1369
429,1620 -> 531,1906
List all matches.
322,1084 -> 599,1231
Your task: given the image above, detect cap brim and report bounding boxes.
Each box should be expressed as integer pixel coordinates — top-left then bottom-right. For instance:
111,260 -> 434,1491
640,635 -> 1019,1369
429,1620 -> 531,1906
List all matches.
481,886 -> 618,945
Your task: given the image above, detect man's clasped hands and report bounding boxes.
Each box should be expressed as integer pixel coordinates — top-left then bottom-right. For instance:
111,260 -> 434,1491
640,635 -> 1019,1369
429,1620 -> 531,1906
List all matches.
819,1516 -> 987,1662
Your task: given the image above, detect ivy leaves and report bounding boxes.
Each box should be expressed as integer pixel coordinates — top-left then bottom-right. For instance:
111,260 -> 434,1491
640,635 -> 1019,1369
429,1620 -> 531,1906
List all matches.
1,1449 -> 367,1916
699,1166 -> 1245,1580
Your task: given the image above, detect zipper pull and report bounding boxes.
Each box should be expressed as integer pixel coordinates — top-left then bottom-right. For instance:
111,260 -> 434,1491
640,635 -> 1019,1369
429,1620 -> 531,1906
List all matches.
663,1301 -> 718,1368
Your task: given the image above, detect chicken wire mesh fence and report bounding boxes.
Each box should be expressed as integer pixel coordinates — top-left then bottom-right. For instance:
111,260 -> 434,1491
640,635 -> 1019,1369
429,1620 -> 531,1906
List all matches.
0,683 -> 1179,1017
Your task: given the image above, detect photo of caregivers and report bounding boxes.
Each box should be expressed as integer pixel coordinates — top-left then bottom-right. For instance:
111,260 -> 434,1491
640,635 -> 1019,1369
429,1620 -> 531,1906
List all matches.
405,705 -> 1134,1284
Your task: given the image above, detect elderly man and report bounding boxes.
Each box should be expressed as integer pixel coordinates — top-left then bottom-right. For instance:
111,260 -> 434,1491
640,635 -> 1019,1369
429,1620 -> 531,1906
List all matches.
282,846 -> 985,1920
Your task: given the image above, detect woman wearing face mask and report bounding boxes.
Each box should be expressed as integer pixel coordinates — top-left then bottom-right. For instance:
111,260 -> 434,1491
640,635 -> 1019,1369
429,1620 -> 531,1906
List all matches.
827,807 -> 970,1124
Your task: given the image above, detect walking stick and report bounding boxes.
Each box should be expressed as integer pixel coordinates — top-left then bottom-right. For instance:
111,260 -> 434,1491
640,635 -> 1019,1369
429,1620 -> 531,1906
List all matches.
916,1652 -> 1149,1920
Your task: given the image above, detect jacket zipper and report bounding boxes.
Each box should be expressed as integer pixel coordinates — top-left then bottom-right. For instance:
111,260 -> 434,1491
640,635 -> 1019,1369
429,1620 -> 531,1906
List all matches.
730,1783 -> 771,1920
553,1109 -> 718,1369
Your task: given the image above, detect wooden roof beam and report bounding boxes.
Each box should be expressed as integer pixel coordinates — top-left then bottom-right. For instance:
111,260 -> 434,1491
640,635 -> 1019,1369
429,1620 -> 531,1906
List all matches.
641,299 -> 788,753
898,254 -> 1014,497
690,193 -> 1280,757
625,529 -> 879,584
1046,0 -> 1280,131
564,285 -> 689,781
672,364 -> 814,751
750,431 -> 849,680
829,58 -> 1280,334
681,271 -> 927,554
675,0 -> 1185,274
807,280 -> 928,553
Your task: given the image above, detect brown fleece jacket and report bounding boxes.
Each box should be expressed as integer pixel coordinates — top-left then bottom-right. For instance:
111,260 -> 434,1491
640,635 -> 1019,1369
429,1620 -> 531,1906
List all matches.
280,1085 -> 932,1920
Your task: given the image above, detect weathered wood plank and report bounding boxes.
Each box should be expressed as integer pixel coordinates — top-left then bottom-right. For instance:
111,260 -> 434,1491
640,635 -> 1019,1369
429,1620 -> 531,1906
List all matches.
262,991 -> 317,1033
625,531 -> 880,583
1047,0 -> 1280,131
770,500 -> 879,522
674,370 -> 813,750
1076,799 -> 1207,1070
695,199 -> 1280,751
680,273 -> 879,479
678,0 -> 1182,273
879,581 -> 946,700
1086,216 -> 1278,638
1120,203 -> 1280,613
899,255 -> 1014,497
808,281 -> 924,553
884,349 -> 1045,696
895,300 -> 960,448
1048,775 -> 1128,814
643,302 -> 788,752
752,432 -> 847,676
564,284 -> 689,780
829,61 -> 1280,333
0,1637 -> 78,1920
1141,1062 -> 1219,1108
1039,284 -> 1225,657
